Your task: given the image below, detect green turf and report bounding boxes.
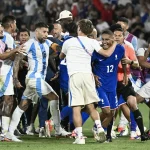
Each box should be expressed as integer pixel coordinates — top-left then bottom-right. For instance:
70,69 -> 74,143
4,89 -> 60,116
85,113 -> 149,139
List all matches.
0,104 -> 150,150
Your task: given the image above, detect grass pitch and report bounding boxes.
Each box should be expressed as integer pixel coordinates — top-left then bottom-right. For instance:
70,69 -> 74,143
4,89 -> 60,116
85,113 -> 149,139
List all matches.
0,104 -> 150,150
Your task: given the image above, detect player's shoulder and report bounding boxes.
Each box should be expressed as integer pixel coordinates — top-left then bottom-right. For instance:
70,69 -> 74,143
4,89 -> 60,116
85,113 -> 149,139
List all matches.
116,44 -> 125,51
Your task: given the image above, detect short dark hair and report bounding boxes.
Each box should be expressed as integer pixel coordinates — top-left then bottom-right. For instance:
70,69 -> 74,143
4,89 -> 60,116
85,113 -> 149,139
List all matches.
101,29 -> 113,36
19,28 -> 30,36
110,24 -> 123,32
117,17 -> 129,25
78,19 -> 93,35
35,22 -> 49,29
64,22 -> 77,36
2,15 -> 16,28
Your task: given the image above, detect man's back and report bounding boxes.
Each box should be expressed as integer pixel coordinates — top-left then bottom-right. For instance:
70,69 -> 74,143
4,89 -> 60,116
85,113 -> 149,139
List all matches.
62,36 -> 101,76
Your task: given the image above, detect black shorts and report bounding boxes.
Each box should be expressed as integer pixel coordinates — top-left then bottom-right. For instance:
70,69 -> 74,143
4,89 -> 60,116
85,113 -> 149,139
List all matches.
117,80 -> 136,101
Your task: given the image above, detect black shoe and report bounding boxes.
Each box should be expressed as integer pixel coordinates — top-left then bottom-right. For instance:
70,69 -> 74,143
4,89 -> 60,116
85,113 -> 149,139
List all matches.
105,136 -> 112,143
141,133 -> 148,141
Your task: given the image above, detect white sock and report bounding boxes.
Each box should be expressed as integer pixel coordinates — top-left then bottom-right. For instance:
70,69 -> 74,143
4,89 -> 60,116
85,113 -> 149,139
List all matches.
50,100 -> 61,133
76,127 -> 83,138
9,106 -> 24,134
2,116 -> 10,135
95,120 -> 102,128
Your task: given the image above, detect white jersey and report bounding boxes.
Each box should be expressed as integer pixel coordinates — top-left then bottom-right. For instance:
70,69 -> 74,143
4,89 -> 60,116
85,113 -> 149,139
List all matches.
0,31 -> 15,76
24,38 -> 53,79
62,36 -> 102,76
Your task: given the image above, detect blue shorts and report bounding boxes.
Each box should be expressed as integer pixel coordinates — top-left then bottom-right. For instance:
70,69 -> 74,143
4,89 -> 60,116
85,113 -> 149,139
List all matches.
118,95 -> 126,106
97,87 -> 118,110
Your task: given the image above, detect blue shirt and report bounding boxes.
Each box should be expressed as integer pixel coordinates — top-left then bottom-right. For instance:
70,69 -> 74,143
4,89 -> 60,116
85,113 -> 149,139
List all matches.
92,44 -> 125,92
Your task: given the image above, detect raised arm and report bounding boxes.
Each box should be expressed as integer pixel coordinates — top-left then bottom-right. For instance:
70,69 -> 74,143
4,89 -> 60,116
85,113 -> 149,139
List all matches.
0,44 -> 25,60
97,41 -> 117,57
13,53 -> 26,88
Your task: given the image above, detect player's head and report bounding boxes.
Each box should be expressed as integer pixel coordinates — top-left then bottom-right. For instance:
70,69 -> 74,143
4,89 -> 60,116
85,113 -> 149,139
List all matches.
53,23 -> 62,39
35,22 -> 49,43
101,29 -> 114,50
77,19 -> 93,36
63,21 -> 77,37
87,28 -> 97,39
2,15 -> 16,33
18,28 -> 30,44
56,10 -> 73,32
0,24 -> 4,39
117,17 -> 129,32
112,25 -> 124,44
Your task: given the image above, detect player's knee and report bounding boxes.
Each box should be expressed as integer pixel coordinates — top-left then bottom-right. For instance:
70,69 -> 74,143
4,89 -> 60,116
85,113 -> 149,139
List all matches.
102,108 -> 111,116
136,93 -> 144,104
127,96 -> 137,111
2,96 -> 14,117
47,92 -> 59,100
19,100 -> 30,111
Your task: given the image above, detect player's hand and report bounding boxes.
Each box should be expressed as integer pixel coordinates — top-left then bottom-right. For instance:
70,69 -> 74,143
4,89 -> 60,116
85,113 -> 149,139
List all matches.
50,72 -> 59,81
122,76 -> 128,86
13,78 -> 23,89
121,57 -> 132,65
15,44 -> 26,54
94,75 -> 101,87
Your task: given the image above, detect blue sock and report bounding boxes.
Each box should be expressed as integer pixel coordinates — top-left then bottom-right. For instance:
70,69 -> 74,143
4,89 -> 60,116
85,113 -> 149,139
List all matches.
81,112 -> 89,125
60,106 -> 72,120
130,111 -> 137,131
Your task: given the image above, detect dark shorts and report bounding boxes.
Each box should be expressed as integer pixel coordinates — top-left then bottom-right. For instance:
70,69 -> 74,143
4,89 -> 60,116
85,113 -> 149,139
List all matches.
117,80 -> 136,101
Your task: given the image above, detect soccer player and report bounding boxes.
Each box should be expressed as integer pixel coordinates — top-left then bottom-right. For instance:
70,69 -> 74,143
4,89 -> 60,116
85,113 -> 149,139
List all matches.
5,22 -> 70,142
113,26 -> 148,141
0,15 -> 22,136
92,29 -> 126,142
0,23 -> 24,140
60,19 -> 117,144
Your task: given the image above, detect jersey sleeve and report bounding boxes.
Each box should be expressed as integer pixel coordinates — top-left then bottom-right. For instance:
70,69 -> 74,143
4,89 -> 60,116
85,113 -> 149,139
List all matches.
45,39 -> 53,47
5,35 -> 14,49
131,36 -> 138,51
128,46 -> 137,60
92,39 -> 102,52
62,40 -> 68,55
136,48 -> 145,56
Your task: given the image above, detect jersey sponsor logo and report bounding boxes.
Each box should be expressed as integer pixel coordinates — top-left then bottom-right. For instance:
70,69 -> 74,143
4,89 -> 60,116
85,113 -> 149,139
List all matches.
115,55 -> 118,60
99,59 -> 104,61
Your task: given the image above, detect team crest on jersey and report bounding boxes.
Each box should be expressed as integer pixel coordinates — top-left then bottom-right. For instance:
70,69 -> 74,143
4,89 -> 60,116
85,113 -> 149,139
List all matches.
115,55 -> 118,60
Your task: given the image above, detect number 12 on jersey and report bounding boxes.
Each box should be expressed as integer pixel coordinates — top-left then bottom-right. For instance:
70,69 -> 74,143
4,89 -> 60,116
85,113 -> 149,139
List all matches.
107,65 -> 114,73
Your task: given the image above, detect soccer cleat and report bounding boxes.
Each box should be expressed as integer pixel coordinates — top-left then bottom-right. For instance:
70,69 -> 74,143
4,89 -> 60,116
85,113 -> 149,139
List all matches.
92,127 -> 106,143
14,129 -> 22,136
73,136 -> 85,144
5,132 -> 22,142
45,120 -> 53,138
111,130 -> 117,139
105,135 -> 112,143
130,131 -> 140,140
141,133 -> 148,141
71,130 -> 87,139
55,127 -> 71,137
39,127 -> 46,138
26,125 -> 34,135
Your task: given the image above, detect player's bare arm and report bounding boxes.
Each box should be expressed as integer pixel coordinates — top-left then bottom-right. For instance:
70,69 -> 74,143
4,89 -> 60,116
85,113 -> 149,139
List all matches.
0,45 -> 25,60
121,55 -> 128,85
98,41 -> 117,57
13,52 -> 26,88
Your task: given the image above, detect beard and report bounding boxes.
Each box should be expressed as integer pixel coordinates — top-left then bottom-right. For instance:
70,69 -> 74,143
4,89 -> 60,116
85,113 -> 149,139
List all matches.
0,36 -> 4,39
38,37 -> 45,43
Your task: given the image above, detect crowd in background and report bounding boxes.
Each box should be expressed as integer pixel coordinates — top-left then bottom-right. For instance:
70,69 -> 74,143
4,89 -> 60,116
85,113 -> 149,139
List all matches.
0,0 -> 150,48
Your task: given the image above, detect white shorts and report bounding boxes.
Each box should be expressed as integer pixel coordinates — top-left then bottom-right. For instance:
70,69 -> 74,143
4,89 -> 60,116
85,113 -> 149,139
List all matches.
22,78 -> 56,102
69,73 -> 99,107
137,81 -> 150,99
0,75 -> 14,97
